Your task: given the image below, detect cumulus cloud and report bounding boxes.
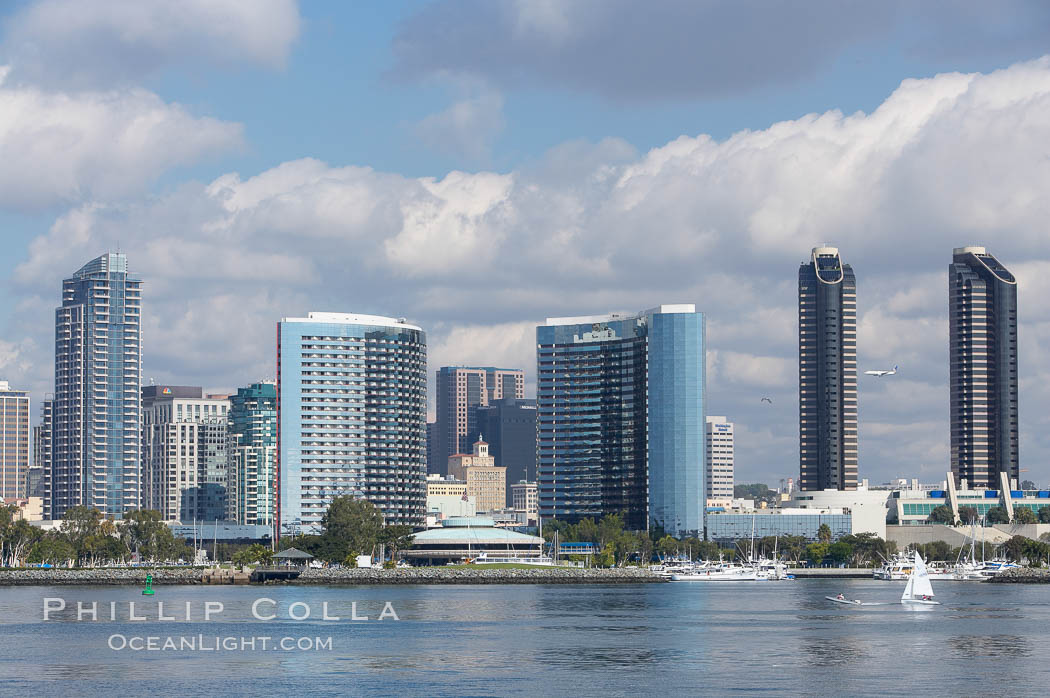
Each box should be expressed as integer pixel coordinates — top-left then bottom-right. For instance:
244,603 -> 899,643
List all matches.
13,57 -> 1050,484
0,70 -> 243,209
2,0 -> 302,88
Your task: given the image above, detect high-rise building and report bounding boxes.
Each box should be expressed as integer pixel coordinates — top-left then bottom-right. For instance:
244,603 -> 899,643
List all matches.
798,246 -> 857,492
472,397 -> 536,503
277,312 -> 427,534
34,398 -> 52,513
537,305 -> 705,536
705,416 -> 735,504
227,381 -> 277,528
448,438 -> 506,513
141,386 -> 230,522
949,246 -> 1019,488
433,366 -> 524,475
0,381 -> 30,499
52,253 -> 142,519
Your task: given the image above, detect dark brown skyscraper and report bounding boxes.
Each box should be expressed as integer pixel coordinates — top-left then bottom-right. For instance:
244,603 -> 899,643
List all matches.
799,246 -> 857,491
949,246 -> 1018,489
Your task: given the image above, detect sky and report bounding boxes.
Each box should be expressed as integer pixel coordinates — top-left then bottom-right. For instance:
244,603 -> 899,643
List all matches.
1,0 -> 1050,488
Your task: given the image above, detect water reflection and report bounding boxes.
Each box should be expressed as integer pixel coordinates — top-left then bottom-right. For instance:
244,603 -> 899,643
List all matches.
803,637 -> 872,666
949,635 -> 1032,658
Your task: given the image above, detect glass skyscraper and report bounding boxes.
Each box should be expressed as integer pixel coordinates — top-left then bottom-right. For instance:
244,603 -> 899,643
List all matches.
798,246 -> 857,491
277,312 -> 427,534
536,305 -> 705,536
227,381 -> 277,528
949,246 -> 1019,488
52,253 -> 142,519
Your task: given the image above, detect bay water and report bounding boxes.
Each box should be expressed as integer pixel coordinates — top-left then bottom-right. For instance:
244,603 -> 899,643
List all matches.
1,579 -> 1046,696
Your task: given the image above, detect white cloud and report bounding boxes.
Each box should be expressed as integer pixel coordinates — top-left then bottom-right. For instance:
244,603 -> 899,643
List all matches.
13,56 -> 1050,485
0,72 -> 243,209
415,91 -> 506,162
2,0 -> 301,88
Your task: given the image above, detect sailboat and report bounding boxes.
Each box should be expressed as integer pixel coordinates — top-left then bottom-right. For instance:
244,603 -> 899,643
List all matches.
901,551 -> 940,605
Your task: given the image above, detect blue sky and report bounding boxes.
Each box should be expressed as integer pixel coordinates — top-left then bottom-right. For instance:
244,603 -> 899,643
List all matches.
2,0 -> 1050,486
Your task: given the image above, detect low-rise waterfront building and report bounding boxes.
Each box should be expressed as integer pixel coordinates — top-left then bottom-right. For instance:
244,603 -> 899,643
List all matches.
402,516 -> 544,565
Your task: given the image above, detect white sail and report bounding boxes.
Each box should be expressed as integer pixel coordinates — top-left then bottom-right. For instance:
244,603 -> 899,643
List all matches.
902,551 -> 935,601
901,566 -> 916,601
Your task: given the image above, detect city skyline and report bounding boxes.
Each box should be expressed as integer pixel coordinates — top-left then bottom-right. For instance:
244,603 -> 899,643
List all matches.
3,3 -> 1050,488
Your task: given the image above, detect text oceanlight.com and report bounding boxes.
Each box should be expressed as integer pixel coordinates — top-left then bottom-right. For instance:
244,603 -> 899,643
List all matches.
107,635 -> 333,652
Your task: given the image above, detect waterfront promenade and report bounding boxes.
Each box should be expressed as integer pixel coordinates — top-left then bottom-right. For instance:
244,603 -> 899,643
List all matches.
0,566 -> 665,585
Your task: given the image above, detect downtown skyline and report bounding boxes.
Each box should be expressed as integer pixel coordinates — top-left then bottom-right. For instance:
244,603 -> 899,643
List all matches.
2,2 -> 1050,488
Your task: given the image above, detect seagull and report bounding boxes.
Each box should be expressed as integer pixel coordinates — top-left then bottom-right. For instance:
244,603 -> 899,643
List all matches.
760,397 -> 773,404
864,364 -> 898,378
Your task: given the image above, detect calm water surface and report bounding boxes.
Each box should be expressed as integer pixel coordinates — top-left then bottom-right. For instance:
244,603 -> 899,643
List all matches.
1,579 -> 1047,696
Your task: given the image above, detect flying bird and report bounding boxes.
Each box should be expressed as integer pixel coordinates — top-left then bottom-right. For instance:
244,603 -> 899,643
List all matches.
760,397 -> 773,404
864,364 -> 898,378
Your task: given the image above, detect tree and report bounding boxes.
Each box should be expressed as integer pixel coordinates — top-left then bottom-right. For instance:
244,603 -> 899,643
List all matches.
6,519 -> 40,567
319,496 -> 384,562
958,506 -> 979,525
379,525 -> 415,561
656,535 -> 680,559
597,514 -> 625,550
574,518 -> 599,546
839,533 -> 893,567
696,540 -> 721,561
1039,507 -> 1050,524
827,541 -> 853,566
540,517 -> 570,544
60,506 -> 103,565
817,523 -> 832,544
806,542 -> 830,566
119,509 -> 185,563
916,540 -> 952,561
928,505 -> 956,525
1021,480 -> 1037,490
1003,535 -> 1028,563
233,543 -> 273,567
1013,507 -> 1037,524
986,506 -> 1010,524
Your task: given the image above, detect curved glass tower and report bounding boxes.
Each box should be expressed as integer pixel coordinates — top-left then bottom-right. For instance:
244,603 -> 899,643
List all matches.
949,246 -> 1018,488
798,247 -> 857,491
536,305 -> 704,536
277,312 -> 427,535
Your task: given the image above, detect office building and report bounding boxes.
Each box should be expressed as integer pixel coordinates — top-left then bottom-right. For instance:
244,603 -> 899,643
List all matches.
426,474 -> 467,498
52,252 -> 142,519
433,366 -> 524,475
277,312 -> 427,533
798,246 -> 857,491
705,416 -> 734,505
511,480 -> 538,522
227,381 -> 277,528
448,438 -> 506,513
0,381 -> 30,499
949,246 -> 1019,488
472,397 -> 536,502
537,305 -> 705,536
141,386 -> 230,522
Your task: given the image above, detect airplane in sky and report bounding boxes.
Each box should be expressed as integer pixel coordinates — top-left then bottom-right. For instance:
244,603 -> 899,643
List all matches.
864,364 -> 898,378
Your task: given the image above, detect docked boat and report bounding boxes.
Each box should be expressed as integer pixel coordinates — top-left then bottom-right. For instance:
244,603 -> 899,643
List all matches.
873,552 -> 913,580
901,551 -> 940,605
671,562 -> 759,581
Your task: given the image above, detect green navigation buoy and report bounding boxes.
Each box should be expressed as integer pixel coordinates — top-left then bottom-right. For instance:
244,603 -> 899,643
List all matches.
142,573 -> 155,595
